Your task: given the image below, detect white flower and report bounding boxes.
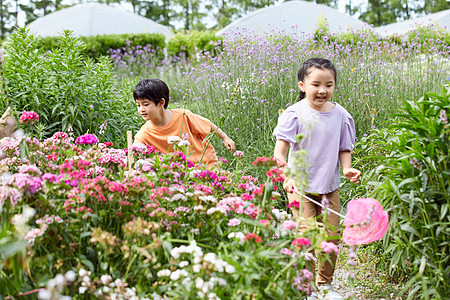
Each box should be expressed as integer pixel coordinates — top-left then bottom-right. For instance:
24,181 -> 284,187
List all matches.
100,274 -> 112,284
199,195 -> 217,203
194,205 -> 204,211
103,286 -> 111,293
53,274 -> 65,287
193,257 -> 201,264
192,264 -> 201,273
23,207 -> 36,220
79,286 -> 88,294
179,261 -> 189,268
82,275 -> 90,284
170,270 -> 181,281
177,140 -> 190,147
167,136 -> 182,144
208,292 -> 220,300
217,278 -> 227,286
157,269 -> 171,277
195,277 -> 205,289
65,270 -> 76,282
225,265 -> 236,274
170,194 -> 187,202
170,248 -> 181,259
203,253 -> 216,262
79,268 -> 89,277
37,289 -> 52,300
235,232 -> 245,239
114,279 -> 124,287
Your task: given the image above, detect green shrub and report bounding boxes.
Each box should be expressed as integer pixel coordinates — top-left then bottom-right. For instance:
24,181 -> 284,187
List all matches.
36,32 -> 167,60
406,24 -> 450,50
358,84 -> 449,299
166,30 -> 220,58
0,27 -> 140,146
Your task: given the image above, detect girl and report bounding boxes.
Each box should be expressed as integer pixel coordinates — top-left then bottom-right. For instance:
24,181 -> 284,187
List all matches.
273,58 -> 360,299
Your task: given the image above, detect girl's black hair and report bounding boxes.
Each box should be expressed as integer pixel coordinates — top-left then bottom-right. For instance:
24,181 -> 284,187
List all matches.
133,78 -> 170,109
297,58 -> 337,101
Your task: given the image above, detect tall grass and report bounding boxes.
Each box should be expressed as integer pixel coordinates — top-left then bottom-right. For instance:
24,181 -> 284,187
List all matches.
111,24 -> 449,176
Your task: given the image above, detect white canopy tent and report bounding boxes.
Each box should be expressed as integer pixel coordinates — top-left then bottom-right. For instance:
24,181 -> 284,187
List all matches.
26,3 -> 173,37
374,9 -> 450,36
217,0 -> 366,38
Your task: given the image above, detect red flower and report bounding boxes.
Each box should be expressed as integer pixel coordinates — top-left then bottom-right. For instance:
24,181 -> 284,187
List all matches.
287,200 -> 300,208
291,237 -> 311,250
244,233 -> 262,243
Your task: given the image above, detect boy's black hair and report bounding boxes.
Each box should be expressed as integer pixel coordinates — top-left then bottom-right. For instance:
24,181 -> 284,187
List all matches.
297,58 -> 337,101
133,78 -> 170,109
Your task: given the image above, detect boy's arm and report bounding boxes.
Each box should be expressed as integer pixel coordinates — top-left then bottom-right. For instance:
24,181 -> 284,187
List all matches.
339,150 -> 361,184
211,123 -> 235,152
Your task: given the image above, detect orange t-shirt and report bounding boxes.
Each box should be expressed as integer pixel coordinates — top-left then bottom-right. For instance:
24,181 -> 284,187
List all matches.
134,109 -> 218,167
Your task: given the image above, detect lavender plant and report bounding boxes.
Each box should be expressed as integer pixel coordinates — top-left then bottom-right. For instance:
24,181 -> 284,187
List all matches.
110,24 -> 449,175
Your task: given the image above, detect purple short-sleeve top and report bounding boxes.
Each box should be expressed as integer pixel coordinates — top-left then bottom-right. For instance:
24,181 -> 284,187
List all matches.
273,101 -> 356,194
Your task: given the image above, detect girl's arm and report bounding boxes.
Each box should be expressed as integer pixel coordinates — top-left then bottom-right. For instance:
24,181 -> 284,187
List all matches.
339,150 -> 361,184
274,140 -> 297,193
211,123 -> 235,152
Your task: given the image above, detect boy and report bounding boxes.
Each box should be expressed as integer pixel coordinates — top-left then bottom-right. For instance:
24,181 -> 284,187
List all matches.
133,79 -> 235,168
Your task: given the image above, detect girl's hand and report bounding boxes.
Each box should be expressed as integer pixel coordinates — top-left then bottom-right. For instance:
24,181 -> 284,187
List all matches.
223,137 -> 235,152
283,178 -> 298,193
343,168 -> 361,184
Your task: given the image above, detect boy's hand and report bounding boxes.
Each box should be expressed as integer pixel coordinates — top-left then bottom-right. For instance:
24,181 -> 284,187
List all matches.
343,168 -> 361,184
223,137 -> 235,152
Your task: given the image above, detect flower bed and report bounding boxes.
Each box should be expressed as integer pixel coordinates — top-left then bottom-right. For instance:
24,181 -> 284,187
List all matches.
0,129 -> 336,299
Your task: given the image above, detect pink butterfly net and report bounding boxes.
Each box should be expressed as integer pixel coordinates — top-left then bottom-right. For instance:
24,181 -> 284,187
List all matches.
343,198 -> 389,245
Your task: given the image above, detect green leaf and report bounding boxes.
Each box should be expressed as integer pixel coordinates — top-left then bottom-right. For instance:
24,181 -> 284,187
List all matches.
80,231 -> 92,238
80,257 -> 95,273
440,204 -> 448,221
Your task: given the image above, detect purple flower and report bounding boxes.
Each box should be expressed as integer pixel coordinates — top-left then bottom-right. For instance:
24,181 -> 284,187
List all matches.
440,109 -> 448,124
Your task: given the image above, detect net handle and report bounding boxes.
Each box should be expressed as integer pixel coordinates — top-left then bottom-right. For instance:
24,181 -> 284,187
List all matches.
294,191 -> 349,220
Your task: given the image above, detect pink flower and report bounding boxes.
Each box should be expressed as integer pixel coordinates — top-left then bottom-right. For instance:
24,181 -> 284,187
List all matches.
280,248 -> 293,255
51,132 -> 68,140
75,134 -> 98,145
281,220 -> 298,231
292,269 -> 314,293
287,200 -> 300,208
343,198 -> 389,245
19,110 -> 39,124
320,241 -> 339,255
291,237 -> 311,250
258,219 -> 270,227
228,218 -> 241,226
233,151 -> 244,157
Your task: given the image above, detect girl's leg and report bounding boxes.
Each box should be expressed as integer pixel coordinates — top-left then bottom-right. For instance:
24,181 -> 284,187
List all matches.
287,192 -> 322,283
286,191 -> 318,225
316,189 -> 341,286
